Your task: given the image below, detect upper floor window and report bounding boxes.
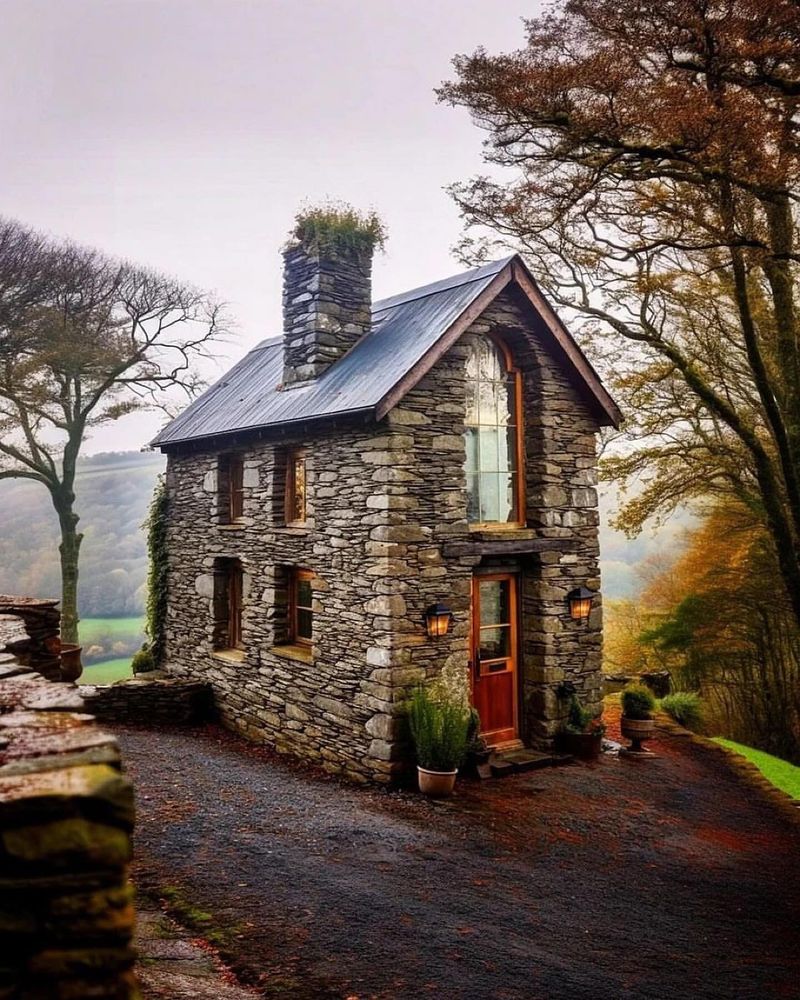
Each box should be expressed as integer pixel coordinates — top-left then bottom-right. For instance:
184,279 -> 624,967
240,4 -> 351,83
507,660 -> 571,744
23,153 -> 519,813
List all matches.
285,449 -> 307,525
218,453 -> 244,524
464,337 -> 523,526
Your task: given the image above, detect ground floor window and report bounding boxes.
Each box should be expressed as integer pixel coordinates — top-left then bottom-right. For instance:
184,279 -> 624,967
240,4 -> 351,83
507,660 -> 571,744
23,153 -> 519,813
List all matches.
213,558 -> 243,652
291,568 -> 314,645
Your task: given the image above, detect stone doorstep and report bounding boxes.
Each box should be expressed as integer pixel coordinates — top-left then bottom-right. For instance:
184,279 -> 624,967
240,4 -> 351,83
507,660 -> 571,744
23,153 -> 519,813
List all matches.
486,747 -> 573,778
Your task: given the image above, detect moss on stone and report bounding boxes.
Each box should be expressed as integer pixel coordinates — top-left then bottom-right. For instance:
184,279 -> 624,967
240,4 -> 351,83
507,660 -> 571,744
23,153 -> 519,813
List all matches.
2,817 -> 131,867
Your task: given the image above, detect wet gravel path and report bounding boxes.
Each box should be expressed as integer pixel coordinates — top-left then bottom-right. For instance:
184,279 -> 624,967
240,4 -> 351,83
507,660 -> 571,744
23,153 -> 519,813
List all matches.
118,712 -> 800,1000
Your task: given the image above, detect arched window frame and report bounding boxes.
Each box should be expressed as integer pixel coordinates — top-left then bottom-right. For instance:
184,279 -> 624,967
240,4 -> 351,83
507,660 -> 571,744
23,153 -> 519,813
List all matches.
464,333 -> 525,529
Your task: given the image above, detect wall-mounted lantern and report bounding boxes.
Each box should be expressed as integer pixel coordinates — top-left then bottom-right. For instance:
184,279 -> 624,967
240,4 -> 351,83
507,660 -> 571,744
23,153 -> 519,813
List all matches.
567,587 -> 595,621
424,602 -> 454,638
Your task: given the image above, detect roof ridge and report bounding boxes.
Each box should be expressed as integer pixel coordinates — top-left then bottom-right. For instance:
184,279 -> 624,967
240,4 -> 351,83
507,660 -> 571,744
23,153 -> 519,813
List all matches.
372,255 -> 516,313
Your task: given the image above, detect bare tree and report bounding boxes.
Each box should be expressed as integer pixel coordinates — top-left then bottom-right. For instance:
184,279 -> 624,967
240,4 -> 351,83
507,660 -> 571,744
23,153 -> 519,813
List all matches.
0,217 -> 226,642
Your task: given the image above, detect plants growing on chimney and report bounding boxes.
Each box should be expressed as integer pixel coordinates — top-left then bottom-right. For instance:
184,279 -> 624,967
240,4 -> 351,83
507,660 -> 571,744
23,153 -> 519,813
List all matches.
288,201 -> 387,256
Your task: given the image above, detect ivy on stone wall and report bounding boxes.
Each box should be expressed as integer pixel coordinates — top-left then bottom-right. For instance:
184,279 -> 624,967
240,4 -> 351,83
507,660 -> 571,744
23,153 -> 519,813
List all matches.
144,477 -> 169,666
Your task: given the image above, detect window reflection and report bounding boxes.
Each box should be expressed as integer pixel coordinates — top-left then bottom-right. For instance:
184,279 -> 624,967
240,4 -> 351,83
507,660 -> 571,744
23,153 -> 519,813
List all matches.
464,338 -> 520,524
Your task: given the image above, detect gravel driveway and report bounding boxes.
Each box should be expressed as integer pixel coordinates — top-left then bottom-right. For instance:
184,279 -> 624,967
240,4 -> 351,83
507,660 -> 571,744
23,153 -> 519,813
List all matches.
118,711 -> 800,1000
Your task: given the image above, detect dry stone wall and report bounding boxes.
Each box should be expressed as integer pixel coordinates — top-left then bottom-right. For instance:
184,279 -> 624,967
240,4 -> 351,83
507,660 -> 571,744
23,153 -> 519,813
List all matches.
80,672 -> 212,727
0,615 -> 136,1000
0,598 -> 61,682
162,284 -> 604,780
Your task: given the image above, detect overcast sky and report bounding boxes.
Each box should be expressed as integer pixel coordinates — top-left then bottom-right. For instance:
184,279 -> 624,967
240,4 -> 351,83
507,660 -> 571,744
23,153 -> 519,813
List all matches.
0,0 -> 536,452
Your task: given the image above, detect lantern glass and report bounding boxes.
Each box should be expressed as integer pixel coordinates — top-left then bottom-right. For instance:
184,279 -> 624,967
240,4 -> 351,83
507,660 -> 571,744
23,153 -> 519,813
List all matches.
425,603 -> 453,638
568,588 -> 594,621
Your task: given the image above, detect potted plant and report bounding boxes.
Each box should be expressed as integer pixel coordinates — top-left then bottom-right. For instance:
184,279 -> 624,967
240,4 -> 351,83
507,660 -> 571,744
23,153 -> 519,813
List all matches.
58,644 -> 83,682
620,683 -> 657,752
560,695 -> 605,759
407,685 -> 470,797
45,635 -> 83,682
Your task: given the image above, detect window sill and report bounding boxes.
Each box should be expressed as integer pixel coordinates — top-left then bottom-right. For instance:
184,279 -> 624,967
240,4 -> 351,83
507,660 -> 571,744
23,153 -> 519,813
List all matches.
273,524 -> 310,535
218,522 -> 246,531
468,524 -> 533,538
269,643 -> 313,665
211,649 -> 246,663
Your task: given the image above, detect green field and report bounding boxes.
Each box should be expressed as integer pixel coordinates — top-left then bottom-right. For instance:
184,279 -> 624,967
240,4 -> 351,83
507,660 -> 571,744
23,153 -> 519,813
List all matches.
79,616 -> 143,682
714,738 -> 800,800
81,658 -> 133,685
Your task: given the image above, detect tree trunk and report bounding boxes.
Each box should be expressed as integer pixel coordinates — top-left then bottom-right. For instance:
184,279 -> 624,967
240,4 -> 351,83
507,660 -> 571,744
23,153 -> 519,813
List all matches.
56,503 -> 83,645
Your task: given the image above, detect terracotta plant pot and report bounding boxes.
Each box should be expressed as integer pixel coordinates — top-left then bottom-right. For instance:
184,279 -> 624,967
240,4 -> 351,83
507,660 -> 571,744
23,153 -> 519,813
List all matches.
561,730 -> 604,760
59,644 -> 83,682
417,766 -> 457,798
621,716 -> 656,752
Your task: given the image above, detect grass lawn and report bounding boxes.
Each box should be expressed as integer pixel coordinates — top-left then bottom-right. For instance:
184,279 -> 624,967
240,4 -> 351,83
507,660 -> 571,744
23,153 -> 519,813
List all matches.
81,657 -> 133,684
714,738 -> 800,800
79,616 -> 143,682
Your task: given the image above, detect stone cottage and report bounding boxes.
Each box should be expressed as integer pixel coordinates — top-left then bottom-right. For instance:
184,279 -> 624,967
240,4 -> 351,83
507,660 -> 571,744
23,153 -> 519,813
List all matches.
152,229 -> 621,783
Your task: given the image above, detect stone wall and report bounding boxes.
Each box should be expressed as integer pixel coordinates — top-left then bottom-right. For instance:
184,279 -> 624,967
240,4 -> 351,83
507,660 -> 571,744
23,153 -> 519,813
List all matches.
282,243 -> 372,385
162,284 -> 603,780
163,420 -> 404,783
81,672 -> 212,726
0,597 -> 61,681
0,615 -> 137,1000
381,286 -> 603,747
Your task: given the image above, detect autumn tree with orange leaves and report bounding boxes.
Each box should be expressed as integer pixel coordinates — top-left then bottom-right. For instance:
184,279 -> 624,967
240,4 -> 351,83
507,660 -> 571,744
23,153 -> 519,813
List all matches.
639,506 -> 800,760
439,1 -> 800,628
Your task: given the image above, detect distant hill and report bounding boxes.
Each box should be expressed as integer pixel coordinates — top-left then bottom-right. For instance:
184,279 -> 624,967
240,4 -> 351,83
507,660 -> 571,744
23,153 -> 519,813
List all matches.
0,448 -> 678,619
0,450 -> 165,617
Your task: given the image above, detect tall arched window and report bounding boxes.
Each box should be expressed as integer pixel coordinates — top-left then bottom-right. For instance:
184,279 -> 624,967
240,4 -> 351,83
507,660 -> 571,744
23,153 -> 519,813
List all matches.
464,337 -> 522,525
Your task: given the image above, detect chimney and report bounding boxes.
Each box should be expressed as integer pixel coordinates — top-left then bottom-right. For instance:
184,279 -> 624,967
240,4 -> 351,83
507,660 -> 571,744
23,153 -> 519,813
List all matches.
281,206 -> 383,385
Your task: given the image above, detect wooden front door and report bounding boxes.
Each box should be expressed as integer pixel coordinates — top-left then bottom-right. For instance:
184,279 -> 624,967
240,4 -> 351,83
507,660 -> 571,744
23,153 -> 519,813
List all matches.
471,573 -> 519,746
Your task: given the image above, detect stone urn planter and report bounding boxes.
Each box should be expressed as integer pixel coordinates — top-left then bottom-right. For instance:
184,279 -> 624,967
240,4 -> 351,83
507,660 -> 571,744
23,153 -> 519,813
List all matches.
58,644 -> 83,682
417,766 -> 458,798
620,684 -> 657,753
620,717 -> 656,752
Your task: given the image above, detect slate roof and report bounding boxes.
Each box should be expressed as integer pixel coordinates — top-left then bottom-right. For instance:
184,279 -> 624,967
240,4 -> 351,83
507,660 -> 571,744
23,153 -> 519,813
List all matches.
152,254 -> 619,448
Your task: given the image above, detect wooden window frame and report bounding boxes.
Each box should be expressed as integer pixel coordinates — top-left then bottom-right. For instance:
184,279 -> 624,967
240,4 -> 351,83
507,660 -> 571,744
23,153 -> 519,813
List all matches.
465,334 -> 525,531
219,453 -> 245,524
227,561 -> 244,651
289,568 -> 314,647
213,558 -> 244,653
284,448 -> 307,526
